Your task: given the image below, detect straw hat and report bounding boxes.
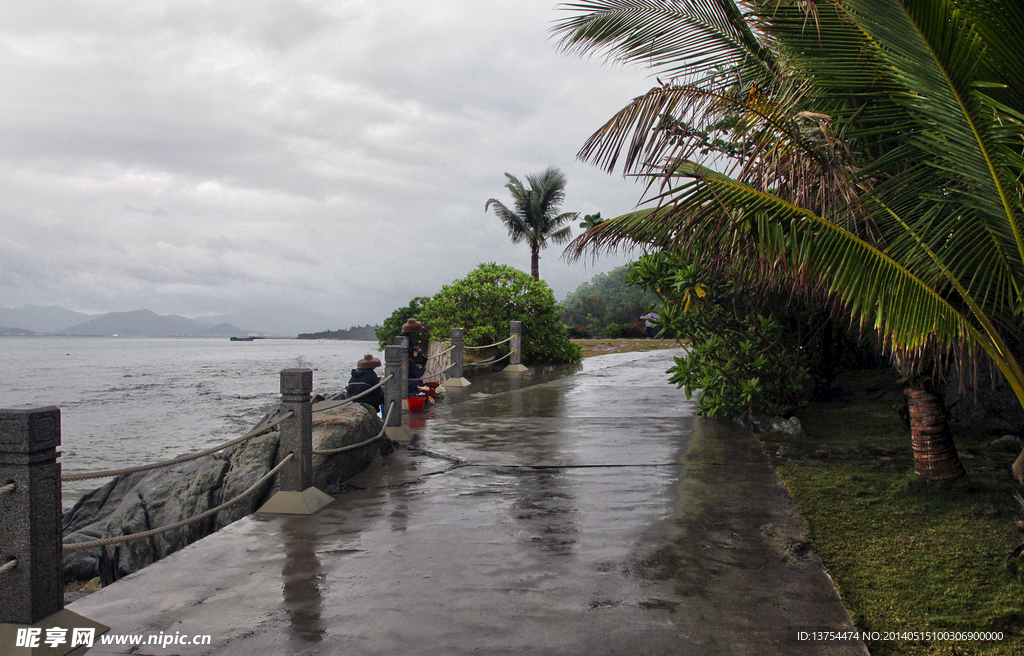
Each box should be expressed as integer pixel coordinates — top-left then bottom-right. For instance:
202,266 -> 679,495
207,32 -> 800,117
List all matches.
357,354 -> 381,369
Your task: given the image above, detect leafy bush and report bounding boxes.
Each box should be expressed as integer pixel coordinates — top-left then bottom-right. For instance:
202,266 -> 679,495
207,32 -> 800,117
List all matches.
627,252 -> 810,418
375,296 -> 431,350
560,265 -> 660,337
605,323 -> 646,339
419,263 -> 581,364
566,324 -> 594,339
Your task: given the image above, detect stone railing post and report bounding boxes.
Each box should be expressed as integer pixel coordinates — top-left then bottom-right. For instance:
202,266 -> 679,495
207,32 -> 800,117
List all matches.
394,335 -> 410,409
393,335 -> 409,389
0,407 -> 62,625
256,369 -> 332,515
505,320 -> 528,372
0,406 -> 109,648
279,369 -> 313,492
383,345 -> 411,443
445,328 -> 471,387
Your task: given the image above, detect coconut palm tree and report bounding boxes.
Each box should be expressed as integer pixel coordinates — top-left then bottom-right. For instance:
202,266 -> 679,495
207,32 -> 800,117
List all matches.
554,0 -> 1024,481
485,167 -> 577,281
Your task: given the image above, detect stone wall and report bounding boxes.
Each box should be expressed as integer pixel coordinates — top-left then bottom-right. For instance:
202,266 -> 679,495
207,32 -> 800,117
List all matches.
62,403 -> 392,583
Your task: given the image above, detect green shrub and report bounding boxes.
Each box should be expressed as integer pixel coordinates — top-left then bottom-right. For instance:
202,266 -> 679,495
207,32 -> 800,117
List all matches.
566,324 -> 594,339
375,296 -> 431,350
419,263 -> 581,364
605,323 -> 646,339
628,252 -> 810,418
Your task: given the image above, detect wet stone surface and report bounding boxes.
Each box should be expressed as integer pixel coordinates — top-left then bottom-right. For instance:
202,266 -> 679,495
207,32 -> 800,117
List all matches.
68,349 -> 866,655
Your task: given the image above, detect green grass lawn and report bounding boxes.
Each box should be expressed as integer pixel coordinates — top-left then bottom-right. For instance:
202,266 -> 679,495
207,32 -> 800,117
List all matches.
762,370 -> 1024,655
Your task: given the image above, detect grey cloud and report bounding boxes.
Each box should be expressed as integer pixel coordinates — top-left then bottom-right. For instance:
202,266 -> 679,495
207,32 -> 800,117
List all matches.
0,0 -> 656,325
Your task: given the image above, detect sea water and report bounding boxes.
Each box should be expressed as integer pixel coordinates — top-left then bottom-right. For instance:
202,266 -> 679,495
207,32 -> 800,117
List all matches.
0,337 -> 382,505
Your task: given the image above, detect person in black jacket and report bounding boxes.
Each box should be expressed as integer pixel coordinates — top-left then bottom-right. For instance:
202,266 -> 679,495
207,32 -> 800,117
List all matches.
346,354 -> 385,414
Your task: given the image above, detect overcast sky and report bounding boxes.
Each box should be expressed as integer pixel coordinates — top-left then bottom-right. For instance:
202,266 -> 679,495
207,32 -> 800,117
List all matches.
0,0 -> 657,326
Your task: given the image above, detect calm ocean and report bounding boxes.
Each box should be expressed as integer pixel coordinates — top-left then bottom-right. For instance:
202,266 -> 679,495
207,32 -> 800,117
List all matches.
0,337 -> 381,505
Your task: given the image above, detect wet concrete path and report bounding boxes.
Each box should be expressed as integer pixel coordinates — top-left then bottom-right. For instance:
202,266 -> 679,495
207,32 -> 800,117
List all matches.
69,349 -> 867,655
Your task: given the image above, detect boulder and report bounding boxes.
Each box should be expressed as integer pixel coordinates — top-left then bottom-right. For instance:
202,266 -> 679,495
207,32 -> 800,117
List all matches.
62,403 -> 391,584
989,435 -> 1024,453
313,403 -> 390,491
733,414 -> 806,436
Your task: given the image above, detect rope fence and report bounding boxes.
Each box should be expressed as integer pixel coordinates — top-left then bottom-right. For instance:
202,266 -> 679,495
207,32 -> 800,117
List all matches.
464,335 -> 513,350
0,558 -> 16,575
465,349 -> 515,368
313,373 -> 394,414
312,402 -> 395,456
62,453 -> 295,552
423,361 -> 458,381
61,411 -> 294,482
425,344 -> 456,361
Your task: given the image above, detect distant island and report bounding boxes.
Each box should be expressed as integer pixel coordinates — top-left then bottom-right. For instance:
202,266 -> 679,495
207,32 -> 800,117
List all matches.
297,325 -> 380,340
0,326 -> 36,336
0,304 -> 352,337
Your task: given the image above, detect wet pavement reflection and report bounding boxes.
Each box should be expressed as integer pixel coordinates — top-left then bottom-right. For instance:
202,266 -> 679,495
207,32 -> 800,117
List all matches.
69,349 -> 866,655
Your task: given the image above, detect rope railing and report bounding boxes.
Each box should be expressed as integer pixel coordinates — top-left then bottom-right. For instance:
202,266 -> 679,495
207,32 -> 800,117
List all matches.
0,558 -> 16,575
464,335 -> 513,350
312,402 -> 395,456
423,361 -> 458,381
425,344 -> 456,361
313,373 -> 394,414
465,349 -> 515,368
61,411 -> 295,482
0,482 -> 14,496
62,453 -> 295,552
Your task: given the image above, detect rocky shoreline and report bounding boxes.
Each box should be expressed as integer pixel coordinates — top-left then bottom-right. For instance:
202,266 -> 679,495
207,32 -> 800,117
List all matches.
62,402 -> 393,589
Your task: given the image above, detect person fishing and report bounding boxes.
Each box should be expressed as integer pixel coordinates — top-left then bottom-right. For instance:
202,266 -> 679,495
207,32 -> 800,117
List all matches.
346,354 -> 385,415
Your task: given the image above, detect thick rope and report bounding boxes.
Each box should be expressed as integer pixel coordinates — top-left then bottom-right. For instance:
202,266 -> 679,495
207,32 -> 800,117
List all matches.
63,453 -> 295,552
423,361 -> 458,381
464,335 -> 513,350
0,558 -> 16,575
312,402 -> 394,456
62,411 -> 294,482
425,344 -> 456,361
0,482 -> 14,496
465,349 -> 515,368
313,374 -> 394,414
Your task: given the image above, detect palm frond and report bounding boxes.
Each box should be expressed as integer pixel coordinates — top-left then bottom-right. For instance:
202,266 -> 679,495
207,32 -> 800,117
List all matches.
553,0 -> 774,83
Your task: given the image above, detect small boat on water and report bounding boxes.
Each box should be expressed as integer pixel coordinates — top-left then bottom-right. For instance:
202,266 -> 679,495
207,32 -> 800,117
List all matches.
229,336 -> 257,342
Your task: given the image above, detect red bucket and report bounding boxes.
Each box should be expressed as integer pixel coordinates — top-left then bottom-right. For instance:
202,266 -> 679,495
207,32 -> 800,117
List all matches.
407,396 -> 426,412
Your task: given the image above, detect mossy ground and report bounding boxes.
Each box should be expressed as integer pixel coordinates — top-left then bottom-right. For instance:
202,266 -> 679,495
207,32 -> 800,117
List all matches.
763,368 -> 1024,655
572,338 -> 677,359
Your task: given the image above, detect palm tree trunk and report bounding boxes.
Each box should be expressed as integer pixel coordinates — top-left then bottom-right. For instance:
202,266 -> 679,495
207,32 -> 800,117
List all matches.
904,386 -> 966,481
530,245 -> 540,281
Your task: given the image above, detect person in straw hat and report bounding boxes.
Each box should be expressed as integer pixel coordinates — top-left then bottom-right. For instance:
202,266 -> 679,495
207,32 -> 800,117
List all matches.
346,354 -> 385,415
401,318 -> 428,366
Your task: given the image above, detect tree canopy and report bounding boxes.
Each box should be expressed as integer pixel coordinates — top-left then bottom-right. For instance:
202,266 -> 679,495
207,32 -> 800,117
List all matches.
560,265 -> 660,337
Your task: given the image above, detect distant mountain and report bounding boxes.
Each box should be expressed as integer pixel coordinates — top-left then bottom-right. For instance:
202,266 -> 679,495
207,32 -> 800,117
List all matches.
201,323 -> 248,337
195,305 -> 344,337
59,310 -> 244,337
0,326 -> 37,336
0,305 -> 96,333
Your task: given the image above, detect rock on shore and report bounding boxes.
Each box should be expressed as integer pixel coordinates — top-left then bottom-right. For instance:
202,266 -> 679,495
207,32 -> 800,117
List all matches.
62,403 -> 393,583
